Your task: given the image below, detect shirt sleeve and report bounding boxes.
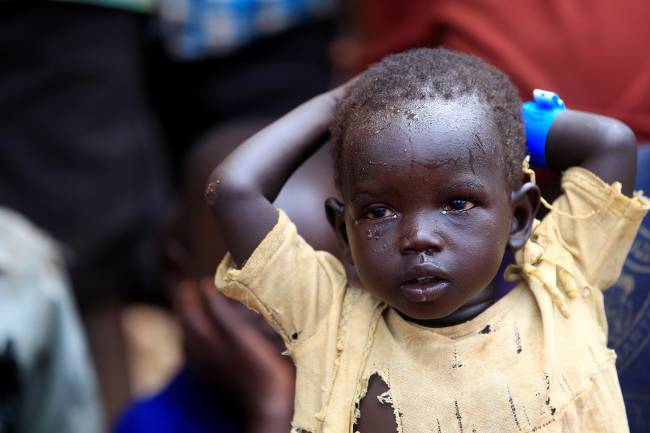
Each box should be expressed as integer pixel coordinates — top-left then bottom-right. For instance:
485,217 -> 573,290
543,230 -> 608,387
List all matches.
214,209 -> 348,346
534,167 -> 650,291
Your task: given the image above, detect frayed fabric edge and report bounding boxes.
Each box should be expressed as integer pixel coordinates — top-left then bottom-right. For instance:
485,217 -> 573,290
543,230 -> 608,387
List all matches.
351,369 -> 404,433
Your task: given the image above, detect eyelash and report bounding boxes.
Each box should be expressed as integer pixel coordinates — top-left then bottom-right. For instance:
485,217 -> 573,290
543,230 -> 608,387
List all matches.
442,198 -> 476,214
363,206 -> 396,220
360,197 -> 477,221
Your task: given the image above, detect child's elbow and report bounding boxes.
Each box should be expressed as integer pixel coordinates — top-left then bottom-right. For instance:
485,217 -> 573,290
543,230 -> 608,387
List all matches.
205,164 -> 253,208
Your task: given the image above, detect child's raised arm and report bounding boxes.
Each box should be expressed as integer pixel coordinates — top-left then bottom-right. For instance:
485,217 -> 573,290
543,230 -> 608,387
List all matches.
546,110 -> 637,194
205,86 -> 345,267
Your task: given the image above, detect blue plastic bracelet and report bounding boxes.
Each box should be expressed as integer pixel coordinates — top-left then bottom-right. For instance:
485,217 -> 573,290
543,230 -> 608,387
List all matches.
521,89 -> 566,168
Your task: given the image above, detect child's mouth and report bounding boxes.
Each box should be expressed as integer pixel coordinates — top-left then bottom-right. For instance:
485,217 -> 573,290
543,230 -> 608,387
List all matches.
400,276 -> 450,303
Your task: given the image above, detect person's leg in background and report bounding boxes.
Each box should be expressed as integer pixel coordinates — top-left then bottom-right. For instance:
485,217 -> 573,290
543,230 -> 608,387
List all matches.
0,1 -> 168,423
605,144 -> 650,433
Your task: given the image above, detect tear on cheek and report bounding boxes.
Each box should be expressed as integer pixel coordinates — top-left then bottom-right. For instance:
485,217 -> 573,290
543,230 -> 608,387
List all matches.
365,229 -> 382,241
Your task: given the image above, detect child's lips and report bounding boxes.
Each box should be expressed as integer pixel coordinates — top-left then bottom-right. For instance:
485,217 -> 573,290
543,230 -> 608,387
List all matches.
400,264 -> 451,303
400,276 -> 450,302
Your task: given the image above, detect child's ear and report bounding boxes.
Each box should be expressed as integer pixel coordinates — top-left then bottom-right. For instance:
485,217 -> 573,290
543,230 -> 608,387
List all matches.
325,197 -> 352,263
509,182 -> 541,250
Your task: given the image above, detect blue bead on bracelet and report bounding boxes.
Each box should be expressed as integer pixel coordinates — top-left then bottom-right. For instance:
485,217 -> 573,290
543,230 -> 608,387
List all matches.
521,89 -> 566,168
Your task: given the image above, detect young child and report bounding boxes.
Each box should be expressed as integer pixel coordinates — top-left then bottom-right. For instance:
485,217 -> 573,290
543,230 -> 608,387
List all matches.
206,48 -> 649,433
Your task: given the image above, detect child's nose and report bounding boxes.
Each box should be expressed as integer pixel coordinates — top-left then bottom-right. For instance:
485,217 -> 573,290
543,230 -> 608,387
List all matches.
399,217 -> 444,255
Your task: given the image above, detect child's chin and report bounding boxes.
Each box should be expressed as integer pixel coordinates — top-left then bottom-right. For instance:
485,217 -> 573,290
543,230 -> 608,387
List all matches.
396,296 -> 495,327
393,301 -> 459,323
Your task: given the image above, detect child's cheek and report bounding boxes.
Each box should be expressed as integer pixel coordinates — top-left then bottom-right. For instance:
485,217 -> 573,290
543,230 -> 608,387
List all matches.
363,224 -> 398,255
351,226 -> 389,269
360,226 -> 388,260
364,227 -> 383,241
365,230 -> 403,279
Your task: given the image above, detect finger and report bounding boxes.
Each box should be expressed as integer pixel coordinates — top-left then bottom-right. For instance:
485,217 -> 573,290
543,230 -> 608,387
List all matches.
175,279 -> 224,346
171,278 -> 197,317
199,278 -> 244,341
200,279 -> 282,357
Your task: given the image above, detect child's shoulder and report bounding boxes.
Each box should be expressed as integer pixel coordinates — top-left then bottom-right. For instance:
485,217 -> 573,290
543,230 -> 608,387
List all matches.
506,166 -> 649,319
553,166 -> 649,219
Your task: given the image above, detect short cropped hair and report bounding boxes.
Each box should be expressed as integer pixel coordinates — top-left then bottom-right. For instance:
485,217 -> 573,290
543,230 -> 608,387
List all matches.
331,47 -> 525,190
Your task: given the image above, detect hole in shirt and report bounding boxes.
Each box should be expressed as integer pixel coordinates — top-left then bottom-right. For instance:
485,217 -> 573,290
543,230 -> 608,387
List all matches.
353,374 -> 398,433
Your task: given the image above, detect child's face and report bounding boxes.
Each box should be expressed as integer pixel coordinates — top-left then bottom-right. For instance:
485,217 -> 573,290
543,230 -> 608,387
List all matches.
339,96 -> 515,323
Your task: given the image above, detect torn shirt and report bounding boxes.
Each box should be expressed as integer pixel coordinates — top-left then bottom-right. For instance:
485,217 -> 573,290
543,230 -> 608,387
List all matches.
215,167 -> 650,433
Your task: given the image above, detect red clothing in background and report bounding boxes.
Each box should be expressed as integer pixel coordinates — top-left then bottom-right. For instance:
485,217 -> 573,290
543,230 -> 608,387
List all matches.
356,0 -> 650,141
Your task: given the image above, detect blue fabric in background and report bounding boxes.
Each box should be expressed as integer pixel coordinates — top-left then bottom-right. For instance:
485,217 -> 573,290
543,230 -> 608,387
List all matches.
159,0 -> 336,59
604,145 -> 650,433
114,367 -> 241,433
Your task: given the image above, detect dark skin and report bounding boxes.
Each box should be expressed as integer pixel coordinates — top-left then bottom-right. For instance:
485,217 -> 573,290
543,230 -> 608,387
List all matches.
329,97 -> 522,325
207,87 -> 637,432
170,122 -> 344,433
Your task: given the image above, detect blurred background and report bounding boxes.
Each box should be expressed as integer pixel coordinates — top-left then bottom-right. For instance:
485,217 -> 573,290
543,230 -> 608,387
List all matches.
0,1 -> 648,433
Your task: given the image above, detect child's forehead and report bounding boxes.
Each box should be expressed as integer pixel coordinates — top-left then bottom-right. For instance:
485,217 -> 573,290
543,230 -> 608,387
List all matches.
345,96 -> 502,164
339,96 -> 510,199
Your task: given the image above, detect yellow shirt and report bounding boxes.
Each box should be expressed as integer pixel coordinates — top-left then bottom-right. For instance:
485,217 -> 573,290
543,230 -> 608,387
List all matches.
216,167 -> 650,433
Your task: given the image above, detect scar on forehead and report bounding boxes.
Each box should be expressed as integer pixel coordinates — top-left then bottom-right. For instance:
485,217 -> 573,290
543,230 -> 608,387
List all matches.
473,133 -> 488,153
409,156 -> 462,170
468,148 -> 476,175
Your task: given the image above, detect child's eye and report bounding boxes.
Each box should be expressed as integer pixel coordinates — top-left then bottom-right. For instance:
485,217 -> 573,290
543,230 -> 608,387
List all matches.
364,206 -> 395,220
443,198 -> 475,212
